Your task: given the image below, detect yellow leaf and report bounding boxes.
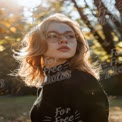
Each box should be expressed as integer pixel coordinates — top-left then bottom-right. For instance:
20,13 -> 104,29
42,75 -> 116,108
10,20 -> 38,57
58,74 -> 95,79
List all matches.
117,42 -> 122,47
0,45 -> 5,51
1,21 -> 10,28
10,27 -> 16,33
0,27 -> 6,33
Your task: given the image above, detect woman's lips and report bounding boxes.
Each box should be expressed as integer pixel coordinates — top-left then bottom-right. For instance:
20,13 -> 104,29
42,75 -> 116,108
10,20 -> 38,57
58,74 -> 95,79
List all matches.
57,46 -> 70,52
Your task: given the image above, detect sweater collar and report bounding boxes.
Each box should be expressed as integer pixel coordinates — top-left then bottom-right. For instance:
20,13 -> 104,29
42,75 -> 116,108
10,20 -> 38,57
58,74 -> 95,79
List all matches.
43,61 -> 71,75
42,61 -> 71,86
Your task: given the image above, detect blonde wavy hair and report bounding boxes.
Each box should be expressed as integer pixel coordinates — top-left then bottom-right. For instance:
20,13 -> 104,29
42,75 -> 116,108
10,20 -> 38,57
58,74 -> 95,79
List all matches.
13,13 -> 100,88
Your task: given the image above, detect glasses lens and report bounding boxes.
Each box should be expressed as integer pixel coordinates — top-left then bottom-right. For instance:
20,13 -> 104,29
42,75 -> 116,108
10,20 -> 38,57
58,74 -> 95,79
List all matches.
65,33 -> 76,40
46,32 -> 58,42
45,32 -> 77,43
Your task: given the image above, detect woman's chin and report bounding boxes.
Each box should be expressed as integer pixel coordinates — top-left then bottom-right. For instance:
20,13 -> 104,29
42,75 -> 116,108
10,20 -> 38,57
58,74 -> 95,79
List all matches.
55,56 -> 73,60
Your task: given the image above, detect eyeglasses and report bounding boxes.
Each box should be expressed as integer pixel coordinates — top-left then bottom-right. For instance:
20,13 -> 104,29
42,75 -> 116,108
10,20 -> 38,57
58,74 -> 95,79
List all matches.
45,31 -> 78,43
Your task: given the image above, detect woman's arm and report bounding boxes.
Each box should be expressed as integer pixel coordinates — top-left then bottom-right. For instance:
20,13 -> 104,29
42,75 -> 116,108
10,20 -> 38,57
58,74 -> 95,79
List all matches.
71,70 -> 109,122
83,72 -> 109,122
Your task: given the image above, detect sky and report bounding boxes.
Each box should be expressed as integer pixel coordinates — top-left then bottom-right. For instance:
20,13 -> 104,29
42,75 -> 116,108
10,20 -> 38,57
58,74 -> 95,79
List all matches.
15,0 -> 119,16
16,0 -> 42,8
0,0 -> 120,24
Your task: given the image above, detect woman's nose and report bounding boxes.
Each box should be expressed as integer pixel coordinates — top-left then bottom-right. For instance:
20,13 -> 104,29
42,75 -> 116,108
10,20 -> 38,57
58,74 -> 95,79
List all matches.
58,36 -> 68,44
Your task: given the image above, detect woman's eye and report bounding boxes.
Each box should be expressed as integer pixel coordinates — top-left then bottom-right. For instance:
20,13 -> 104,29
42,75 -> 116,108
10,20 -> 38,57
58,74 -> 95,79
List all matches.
47,34 -> 58,39
51,34 -> 58,39
66,34 -> 75,39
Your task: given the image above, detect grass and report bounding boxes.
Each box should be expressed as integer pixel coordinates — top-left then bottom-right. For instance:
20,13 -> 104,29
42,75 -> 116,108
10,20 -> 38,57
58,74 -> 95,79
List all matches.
109,96 -> 122,122
0,95 -> 35,122
0,95 -> 122,122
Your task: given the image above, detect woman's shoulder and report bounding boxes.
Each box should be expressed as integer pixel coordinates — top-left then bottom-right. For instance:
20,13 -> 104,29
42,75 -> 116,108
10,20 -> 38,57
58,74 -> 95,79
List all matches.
72,69 -> 102,88
72,69 -> 97,81
72,69 -> 107,95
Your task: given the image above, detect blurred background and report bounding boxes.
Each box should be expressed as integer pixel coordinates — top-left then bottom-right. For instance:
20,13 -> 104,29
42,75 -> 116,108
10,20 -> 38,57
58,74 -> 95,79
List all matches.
0,0 -> 122,122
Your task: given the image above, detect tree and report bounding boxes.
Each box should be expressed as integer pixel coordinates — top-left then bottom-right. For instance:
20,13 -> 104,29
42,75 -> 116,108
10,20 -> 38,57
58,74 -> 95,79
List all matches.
0,0 -> 122,95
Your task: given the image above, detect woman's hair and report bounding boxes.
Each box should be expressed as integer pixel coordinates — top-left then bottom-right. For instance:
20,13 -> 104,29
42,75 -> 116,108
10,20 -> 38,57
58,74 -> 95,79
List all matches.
13,13 -> 100,88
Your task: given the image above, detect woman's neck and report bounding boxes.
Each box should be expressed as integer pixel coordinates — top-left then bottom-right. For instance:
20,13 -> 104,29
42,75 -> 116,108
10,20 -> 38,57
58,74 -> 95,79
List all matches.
44,57 -> 68,69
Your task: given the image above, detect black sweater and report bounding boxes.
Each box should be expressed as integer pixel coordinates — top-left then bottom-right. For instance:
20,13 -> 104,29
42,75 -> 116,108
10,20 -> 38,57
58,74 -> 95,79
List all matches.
29,62 -> 109,122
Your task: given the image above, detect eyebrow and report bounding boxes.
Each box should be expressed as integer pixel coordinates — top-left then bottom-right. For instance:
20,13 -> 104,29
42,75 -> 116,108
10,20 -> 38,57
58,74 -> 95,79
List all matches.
47,30 -> 74,34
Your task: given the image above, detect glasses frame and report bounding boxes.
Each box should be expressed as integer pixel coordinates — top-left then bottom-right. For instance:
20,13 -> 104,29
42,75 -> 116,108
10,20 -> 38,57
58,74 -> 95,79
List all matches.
45,31 -> 78,43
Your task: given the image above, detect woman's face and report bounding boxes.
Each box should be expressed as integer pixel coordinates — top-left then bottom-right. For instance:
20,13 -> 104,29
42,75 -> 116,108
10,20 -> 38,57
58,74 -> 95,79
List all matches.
44,22 -> 77,65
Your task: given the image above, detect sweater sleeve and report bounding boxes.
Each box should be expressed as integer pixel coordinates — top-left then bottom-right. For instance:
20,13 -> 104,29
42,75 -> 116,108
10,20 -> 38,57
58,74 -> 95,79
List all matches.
72,71 -> 109,122
82,72 -> 109,122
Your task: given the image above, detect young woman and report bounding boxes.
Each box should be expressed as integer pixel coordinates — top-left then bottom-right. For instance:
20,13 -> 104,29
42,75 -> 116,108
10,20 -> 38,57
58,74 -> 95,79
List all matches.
14,13 -> 109,122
